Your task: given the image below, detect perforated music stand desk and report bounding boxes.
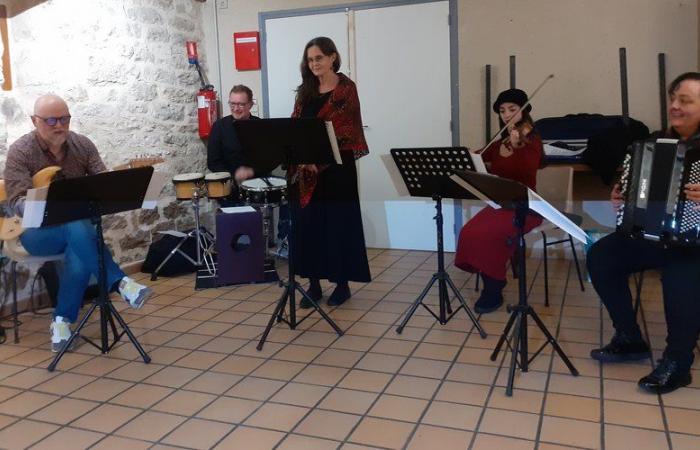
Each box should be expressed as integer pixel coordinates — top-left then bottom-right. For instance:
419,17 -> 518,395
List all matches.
234,118 -> 343,351
450,169 -> 580,396
42,167 -> 154,371
390,147 -> 486,338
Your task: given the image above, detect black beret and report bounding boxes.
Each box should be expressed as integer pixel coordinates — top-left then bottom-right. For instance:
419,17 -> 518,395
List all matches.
493,88 -> 532,114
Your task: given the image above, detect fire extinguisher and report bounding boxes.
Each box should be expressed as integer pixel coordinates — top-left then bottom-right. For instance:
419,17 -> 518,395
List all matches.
197,86 -> 218,139
187,41 -> 219,139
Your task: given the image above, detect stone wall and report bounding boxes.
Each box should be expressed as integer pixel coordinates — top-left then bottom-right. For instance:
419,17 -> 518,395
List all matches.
0,0 -> 215,299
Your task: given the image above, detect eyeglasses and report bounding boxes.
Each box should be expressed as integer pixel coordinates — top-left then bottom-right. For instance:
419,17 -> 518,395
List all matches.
228,102 -> 251,109
34,115 -> 71,126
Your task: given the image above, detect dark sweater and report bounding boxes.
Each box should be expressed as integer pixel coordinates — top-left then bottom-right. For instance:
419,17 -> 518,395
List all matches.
206,114 -> 260,175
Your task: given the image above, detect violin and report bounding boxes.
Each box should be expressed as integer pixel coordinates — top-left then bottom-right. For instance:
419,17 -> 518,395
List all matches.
504,119 -> 534,148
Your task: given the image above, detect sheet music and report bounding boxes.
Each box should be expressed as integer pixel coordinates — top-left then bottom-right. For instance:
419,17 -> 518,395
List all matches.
22,186 -> 48,228
449,173 -> 501,209
381,154 -> 410,196
470,152 -> 488,174
141,171 -> 168,209
325,121 -> 343,164
220,206 -> 256,214
527,189 -> 589,243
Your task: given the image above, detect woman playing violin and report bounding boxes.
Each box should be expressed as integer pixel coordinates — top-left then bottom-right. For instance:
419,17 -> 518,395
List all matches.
454,88 -> 544,313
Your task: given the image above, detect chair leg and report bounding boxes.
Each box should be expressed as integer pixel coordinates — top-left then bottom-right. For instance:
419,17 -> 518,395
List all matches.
568,235 -> 585,292
633,270 -> 645,319
474,272 -> 480,291
11,261 -> 19,343
542,232 -> 550,307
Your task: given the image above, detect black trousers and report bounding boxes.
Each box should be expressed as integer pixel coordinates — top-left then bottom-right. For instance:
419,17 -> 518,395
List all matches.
587,232 -> 700,370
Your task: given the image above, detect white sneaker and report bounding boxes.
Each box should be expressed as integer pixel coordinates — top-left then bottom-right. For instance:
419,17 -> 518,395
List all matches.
50,316 -> 74,353
118,277 -> 153,309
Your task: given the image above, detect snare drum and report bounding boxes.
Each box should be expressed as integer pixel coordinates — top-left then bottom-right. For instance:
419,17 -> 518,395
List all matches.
204,172 -> 232,199
240,177 -> 287,206
172,172 -> 204,200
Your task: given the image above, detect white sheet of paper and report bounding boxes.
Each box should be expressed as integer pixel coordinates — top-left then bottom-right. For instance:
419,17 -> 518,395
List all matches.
527,189 -> 589,243
470,152 -> 488,173
381,154 -> 410,196
220,206 -> 256,214
449,173 -> 500,209
325,121 -> 343,164
141,171 -> 168,209
21,186 -> 48,228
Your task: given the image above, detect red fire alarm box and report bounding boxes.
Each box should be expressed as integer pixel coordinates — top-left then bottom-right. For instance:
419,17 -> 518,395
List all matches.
233,32 -> 261,71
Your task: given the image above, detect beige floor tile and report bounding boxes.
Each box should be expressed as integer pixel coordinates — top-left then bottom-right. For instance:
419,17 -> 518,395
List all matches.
183,371 -> 243,394
406,424 -> 473,450
142,366 -> 202,388
251,359 -> 306,381
294,409 -> 362,441
671,432 -> 700,450
0,390 -> 59,417
314,349 -> 365,368
152,390 -> 216,416
244,402 -> 309,431
31,427 -> 104,450
605,424 -> 668,450
161,418 -> 233,449
107,361 -> 165,382
435,381 -> 490,406
146,346 -> 192,365
539,415 -> 601,449
337,370 -> 393,393
110,383 -> 174,409
293,364 -> 349,386
331,335 -> 378,352
33,372 -> 96,396
29,397 -> 99,425
1,367 -> 60,389
0,419 -> 59,449
355,353 -> 406,373
369,338 -> 418,356
198,336 -> 249,354
603,379 -> 660,405
400,357 -> 452,379
90,435 -> 152,450
665,407 -> 700,435
544,393 -> 600,422
488,387 -> 544,414
604,399 -> 664,430
479,409 -> 540,441
472,433 -> 535,450
277,434 -> 340,450
447,363 -> 498,385
317,388 -> 378,415
661,386 -> 700,409
172,350 -> 227,369
197,396 -> 262,423
349,417 -> 415,449
270,382 -> 330,407
114,411 -> 187,442
272,344 -> 325,363
225,376 -> 285,400
0,386 -> 21,403
413,342 -> 461,361
72,404 -> 142,433
422,400 -> 482,430
71,357 -> 129,377
211,354 -> 266,375
385,375 -> 440,399
69,378 -> 134,402
368,394 -> 429,422
214,425 -> 285,450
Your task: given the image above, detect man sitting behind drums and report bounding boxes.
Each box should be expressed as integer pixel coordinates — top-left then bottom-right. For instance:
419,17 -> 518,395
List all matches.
2,94 -> 154,353
206,84 -> 259,204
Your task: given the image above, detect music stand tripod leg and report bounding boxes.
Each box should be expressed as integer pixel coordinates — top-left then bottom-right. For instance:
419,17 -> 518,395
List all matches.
444,275 -> 487,338
47,301 -> 99,372
396,274 -> 439,333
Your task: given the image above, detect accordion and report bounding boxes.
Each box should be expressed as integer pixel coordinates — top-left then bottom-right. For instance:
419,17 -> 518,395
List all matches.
617,138 -> 700,244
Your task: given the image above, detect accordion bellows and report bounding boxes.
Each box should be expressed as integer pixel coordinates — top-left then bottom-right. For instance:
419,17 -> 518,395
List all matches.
617,139 -> 700,244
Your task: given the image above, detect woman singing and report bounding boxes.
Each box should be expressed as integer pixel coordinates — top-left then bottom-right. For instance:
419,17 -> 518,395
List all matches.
291,36 -> 371,308
454,88 -> 544,313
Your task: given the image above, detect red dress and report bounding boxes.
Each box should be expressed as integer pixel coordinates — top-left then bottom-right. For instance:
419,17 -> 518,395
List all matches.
454,136 -> 544,280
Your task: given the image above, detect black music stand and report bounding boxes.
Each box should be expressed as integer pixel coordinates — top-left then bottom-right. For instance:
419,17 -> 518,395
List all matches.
43,167 -> 154,371
451,170 -> 579,396
390,147 -> 486,338
234,118 -> 344,350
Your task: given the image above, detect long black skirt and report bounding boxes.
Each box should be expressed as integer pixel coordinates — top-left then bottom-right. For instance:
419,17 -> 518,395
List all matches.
290,154 -> 371,282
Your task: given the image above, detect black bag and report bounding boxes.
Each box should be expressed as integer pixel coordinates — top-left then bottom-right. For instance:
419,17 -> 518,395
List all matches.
583,117 -> 650,184
141,231 -> 199,276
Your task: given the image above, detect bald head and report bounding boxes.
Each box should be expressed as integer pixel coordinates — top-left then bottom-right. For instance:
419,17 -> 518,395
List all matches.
31,94 -> 71,150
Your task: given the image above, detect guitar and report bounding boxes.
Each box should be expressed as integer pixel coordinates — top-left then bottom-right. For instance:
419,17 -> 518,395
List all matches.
0,156 -> 165,241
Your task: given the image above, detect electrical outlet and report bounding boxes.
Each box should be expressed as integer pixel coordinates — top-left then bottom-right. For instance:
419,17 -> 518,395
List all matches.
217,0 -> 229,9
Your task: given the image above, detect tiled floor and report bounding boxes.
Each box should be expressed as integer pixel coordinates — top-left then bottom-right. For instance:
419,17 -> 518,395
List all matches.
0,248 -> 699,449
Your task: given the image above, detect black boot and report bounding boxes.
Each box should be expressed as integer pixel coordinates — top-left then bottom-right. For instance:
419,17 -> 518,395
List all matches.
590,330 -> 651,363
474,274 -> 505,314
300,279 -> 322,309
638,357 -> 692,394
327,282 -> 351,306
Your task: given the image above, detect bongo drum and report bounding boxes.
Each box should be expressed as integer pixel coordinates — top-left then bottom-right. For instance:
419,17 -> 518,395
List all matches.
172,172 -> 204,200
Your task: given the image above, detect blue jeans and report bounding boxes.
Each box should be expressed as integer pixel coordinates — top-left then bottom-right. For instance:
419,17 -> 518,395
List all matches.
20,220 -> 125,322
